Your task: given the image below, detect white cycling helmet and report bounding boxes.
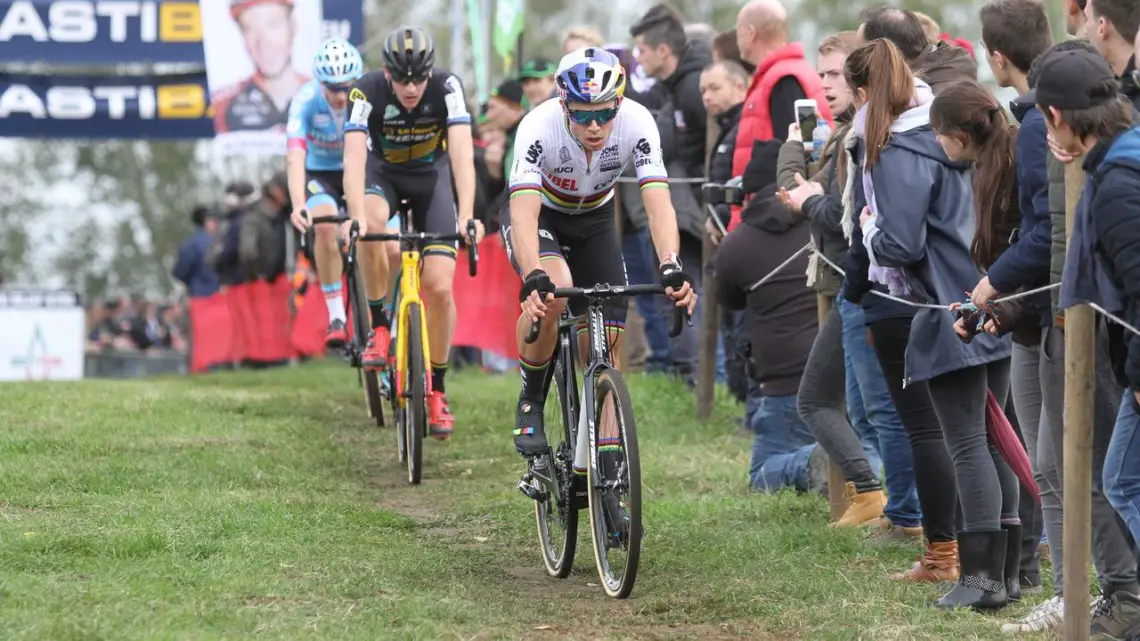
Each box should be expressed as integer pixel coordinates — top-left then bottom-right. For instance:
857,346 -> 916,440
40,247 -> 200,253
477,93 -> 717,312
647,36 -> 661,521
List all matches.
555,47 -> 626,104
314,37 -> 364,84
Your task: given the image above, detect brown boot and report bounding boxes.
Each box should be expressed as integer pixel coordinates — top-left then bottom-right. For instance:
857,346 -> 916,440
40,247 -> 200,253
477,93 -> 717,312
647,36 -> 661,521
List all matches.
865,516 -> 924,543
889,539 -> 960,583
830,482 -> 885,528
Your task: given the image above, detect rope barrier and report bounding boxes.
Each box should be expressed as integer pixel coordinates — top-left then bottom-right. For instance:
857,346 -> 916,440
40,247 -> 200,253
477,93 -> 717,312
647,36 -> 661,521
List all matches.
614,176 -> 708,184
739,242 -> 1140,337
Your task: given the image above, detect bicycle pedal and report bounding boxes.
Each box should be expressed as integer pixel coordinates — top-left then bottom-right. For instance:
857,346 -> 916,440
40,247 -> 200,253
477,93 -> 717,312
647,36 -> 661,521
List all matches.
516,475 -> 547,502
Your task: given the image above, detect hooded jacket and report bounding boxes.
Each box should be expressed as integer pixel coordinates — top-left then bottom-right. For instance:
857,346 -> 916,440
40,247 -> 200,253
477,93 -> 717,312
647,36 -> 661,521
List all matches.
1050,56 -> 1140,322
659,40 -> 711,180
714,140 -> 817,396
855,81 -> 1012,385
911,41 -> 978,95
1085,125 -> 1140,392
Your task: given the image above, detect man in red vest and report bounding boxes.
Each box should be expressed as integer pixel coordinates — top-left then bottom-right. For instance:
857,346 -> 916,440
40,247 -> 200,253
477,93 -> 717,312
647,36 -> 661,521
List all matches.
729,0 -> 832,231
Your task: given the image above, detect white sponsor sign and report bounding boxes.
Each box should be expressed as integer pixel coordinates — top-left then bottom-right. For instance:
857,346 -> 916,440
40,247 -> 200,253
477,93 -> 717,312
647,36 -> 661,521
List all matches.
0,292 -> 84,381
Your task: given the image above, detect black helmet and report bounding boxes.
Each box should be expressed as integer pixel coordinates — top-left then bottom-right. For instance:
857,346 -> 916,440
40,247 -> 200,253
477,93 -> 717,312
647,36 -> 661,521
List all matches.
383,26 -> 435,80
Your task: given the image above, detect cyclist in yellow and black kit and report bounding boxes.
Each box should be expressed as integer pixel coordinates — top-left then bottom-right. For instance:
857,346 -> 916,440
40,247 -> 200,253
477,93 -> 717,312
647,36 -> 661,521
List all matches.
342,25 -> 484,439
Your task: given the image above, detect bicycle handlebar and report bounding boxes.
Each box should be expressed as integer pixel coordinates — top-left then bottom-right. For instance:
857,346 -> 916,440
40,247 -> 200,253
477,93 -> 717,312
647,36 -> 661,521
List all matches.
300,211 -> 479,277
523,284 -> 691,344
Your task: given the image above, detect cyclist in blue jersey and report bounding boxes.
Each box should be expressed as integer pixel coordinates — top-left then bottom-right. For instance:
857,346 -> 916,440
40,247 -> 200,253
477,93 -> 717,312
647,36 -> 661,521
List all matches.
287,37 -> 364,347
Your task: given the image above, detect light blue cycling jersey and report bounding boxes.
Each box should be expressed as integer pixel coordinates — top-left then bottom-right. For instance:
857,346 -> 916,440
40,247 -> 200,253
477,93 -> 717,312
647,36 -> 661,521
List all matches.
286,80 -> 347,171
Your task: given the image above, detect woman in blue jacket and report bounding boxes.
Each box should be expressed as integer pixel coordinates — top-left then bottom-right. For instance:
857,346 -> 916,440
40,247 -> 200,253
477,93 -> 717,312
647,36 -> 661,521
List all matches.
845,39 -> 1016,611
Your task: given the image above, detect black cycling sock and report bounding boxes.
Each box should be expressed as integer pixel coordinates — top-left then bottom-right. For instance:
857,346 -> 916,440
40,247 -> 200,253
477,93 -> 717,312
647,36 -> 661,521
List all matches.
519,355 -> 552,402
431,362 -> 447,394
368,299 -> 390,329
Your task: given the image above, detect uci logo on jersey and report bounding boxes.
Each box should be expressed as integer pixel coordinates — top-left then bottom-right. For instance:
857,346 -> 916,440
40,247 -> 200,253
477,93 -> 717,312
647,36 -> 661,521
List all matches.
552,166 -> 573,174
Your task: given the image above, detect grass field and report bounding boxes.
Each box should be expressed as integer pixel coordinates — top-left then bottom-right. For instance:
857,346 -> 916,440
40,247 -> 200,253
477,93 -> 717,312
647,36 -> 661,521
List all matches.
0,362 -> 1055,640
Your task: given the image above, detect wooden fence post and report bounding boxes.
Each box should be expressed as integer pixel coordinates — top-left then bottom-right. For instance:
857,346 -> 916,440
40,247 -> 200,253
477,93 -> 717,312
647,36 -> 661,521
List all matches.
696,115 -> 720,421
1061,160 -> 1094,640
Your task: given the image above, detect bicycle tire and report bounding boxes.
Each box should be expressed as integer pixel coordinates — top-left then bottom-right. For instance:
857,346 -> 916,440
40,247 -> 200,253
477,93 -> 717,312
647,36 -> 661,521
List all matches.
586,367 -> 641,599
405,302 -> 426,485
534,352 -> 579,578
351,262 -> 384,426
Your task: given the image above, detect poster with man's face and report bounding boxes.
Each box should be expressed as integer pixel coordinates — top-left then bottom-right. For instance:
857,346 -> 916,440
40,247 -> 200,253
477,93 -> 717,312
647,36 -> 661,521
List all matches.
202,0 -> 323,156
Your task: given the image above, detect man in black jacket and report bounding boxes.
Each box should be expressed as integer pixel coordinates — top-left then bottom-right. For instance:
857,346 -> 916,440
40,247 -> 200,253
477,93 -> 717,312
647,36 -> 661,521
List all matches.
700,58 -> 749,403
713,140 -> 825,493
631,5 -> 710,184
701,59 -> 747,237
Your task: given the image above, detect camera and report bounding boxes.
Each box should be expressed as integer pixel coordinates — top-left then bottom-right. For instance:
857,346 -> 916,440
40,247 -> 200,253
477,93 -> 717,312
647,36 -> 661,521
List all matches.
702,176 -> 745,207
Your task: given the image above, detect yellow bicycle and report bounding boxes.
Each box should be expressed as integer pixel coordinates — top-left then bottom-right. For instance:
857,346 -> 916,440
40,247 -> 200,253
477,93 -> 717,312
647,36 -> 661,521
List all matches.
353,200 -> 478,485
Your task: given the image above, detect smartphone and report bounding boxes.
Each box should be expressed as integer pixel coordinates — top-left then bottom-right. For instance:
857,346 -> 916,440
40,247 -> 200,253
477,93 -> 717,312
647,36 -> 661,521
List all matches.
795,99 -> 820,152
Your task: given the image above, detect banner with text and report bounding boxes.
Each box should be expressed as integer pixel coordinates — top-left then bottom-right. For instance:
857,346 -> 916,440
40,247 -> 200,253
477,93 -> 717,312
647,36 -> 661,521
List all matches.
0,0 -> 361,65
0,72 -> 214,138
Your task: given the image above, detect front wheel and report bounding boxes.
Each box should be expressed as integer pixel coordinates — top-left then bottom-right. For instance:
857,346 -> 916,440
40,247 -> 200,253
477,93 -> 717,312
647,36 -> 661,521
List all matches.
364,370 -> 384,427
586,368 -> 641,599
405,302 -> 426,485
534,355 -> 579,578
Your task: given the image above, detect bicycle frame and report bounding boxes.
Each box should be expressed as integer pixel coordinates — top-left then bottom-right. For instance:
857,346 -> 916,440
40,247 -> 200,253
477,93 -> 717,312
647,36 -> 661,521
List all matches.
391,232 -> 432,405
525,284 -> 686,481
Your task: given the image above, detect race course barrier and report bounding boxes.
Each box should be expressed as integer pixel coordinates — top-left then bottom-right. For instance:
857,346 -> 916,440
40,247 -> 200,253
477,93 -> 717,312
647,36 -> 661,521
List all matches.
188,237 -> 521,372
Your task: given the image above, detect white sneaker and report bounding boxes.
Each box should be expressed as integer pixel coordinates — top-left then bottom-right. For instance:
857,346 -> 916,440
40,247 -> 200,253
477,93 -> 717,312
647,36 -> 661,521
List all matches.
1001,596 -> 1064,634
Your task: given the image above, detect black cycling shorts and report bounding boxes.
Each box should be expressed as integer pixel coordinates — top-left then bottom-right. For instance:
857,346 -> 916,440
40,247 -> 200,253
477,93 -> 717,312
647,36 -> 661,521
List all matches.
499,199 -> 628,326
304,170 -> 344,210
365,157 -> 458,259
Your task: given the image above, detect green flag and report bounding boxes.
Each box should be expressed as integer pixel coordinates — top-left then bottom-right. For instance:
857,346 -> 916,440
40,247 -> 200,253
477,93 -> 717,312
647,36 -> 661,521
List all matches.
467,0 -> 489,105
493,0 -> 525,74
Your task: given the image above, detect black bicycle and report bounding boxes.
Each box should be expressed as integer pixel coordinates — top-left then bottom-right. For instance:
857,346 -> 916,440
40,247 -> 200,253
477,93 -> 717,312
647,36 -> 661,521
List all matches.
519,284 -> 688,599
306,213 -> 387,426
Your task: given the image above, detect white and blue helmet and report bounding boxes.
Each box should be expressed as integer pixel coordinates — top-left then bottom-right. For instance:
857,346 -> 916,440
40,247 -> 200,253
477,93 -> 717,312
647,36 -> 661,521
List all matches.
314,37 -> 364,84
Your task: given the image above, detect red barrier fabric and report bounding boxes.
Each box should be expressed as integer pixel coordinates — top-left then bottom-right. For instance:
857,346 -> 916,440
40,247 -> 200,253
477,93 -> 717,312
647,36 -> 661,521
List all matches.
188,293 -> 232,372
292,282 -> 329,357
452,236 -> 519,358
191,240 -> 522,369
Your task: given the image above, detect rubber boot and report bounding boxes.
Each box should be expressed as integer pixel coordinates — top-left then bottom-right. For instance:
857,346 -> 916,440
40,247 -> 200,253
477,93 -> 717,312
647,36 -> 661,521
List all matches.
1003,523 -> 1024,602
934,530 -> 1009,611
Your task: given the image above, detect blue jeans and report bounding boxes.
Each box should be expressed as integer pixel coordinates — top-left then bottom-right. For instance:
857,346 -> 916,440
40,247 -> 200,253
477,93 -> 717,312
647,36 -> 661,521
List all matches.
750,393 -> 818,492
622,230 -> 670,371
839,297 -> 922,528
1104,390 -> 1140,545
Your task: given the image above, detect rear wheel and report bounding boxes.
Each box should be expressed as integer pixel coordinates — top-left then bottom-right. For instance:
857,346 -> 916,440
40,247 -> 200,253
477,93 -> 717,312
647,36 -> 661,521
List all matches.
534,353 -> 579,577
405,302 -> 426,485
350,261 -> 383,426
586,368 -> 641,599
